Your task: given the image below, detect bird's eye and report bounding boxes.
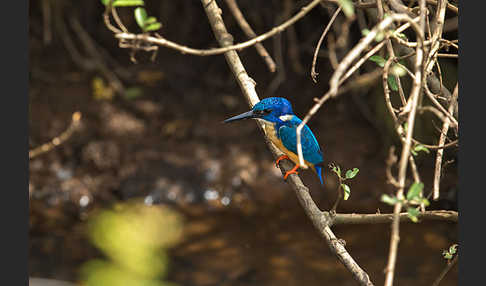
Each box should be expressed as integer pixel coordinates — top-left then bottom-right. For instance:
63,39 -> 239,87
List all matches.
263,109 -> 272,114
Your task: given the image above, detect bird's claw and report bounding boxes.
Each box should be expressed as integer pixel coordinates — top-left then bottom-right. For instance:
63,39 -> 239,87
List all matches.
283,164 -> 300,180
275,155 -> 290,167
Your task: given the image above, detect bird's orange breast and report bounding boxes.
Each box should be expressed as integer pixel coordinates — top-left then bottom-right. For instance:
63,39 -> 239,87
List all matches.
263,122 -> 316,171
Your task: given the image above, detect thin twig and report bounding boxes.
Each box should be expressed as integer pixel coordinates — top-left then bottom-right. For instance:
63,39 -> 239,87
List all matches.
425,0 -> 448,74
311,6 -> 342,83
432,83 -> 458,200
411,138 -> 458,150
29,112 -> 82,159
224,0 -> 276,72
70,18 -> 125,94
431,254 -> 458,286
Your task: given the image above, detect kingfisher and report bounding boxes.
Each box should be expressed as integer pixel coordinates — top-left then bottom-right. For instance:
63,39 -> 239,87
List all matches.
224,97 -> 324,185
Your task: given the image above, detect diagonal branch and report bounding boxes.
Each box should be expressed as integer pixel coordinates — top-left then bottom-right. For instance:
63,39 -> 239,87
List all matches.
200,0 -> 373,285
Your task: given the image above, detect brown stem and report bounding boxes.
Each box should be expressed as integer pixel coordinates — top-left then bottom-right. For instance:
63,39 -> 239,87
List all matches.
333,210 -> 458,225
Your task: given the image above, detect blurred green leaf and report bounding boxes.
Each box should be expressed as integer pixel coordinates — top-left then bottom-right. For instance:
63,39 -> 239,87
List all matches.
407,207 -> 419,223
449,244 -> 458,255
145,22 -> 162,32
413,144 -> 430,155
145,17 -> 158,25
395,31 -> 408,40
101,0 -> 145,7
381,194 -> 399,205
342,184 -> 351,200
329,163 -> 341,178
369,55 -> 386,67
442,244 -> 458,260
374,32 -> 385,42
422,198 -> 430,207
361,29 -> 370,36
442,250 -> 453,260
134,7 -> 148,30
124,87 -> 143,100
345,168 -> 359,179
391,64 -> 407,77
338,0 -> 354,18
406,182 -> 424,201
80,260 -> 168,286
82,202 -> 183,285
388,75 -> 398,91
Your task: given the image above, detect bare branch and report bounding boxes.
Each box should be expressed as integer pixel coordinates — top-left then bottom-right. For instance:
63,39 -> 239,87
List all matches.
29,112 -> 82,159
433,83 -> 458,200
224,0 -> 276,72
333,210 -> 458,225
311,6 -> 342,83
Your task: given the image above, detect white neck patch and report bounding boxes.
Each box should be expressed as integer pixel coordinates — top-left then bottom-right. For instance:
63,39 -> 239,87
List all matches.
279,115 -> 294,121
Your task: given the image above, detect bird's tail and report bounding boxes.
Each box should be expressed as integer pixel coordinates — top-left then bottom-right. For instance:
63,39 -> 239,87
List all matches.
314,163 -> 324,185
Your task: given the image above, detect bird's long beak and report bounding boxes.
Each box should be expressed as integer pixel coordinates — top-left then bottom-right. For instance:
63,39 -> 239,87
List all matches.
223,110 -> 256,123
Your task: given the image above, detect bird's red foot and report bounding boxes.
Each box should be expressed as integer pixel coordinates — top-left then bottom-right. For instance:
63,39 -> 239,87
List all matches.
283,164 -> 300,180
275,155 -> 290,167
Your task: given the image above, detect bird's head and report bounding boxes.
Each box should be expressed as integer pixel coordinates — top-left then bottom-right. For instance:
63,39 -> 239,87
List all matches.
224,97 -> 294,124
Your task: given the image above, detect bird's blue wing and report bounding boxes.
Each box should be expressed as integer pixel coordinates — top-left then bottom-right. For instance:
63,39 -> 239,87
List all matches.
278,117 -> 323,165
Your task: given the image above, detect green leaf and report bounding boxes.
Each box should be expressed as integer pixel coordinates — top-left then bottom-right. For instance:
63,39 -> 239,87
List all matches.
381,194 -> 399,206
395,32 -> 408,40
342,184 -> 351,200
345,168 -> 359,179
407,207 -> 419,223
374,32 -> 385,42
329,163 -> 341,178
391,64 -> 407,77
144,22 -> 162,32
338,0 -> 355,18
421,198 -> 430,207
442,250 -> 453,260
134,7 -> 148,30
449,244 -> 457,255
369,55 -> 386,67
144,17 -> 157,25
388,75 -> 398,91
413,144 -> 430,154
101,0 -> 145,7
406,182 -> 424,201
442,244 -> 458,260
361,29 -> 370,36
